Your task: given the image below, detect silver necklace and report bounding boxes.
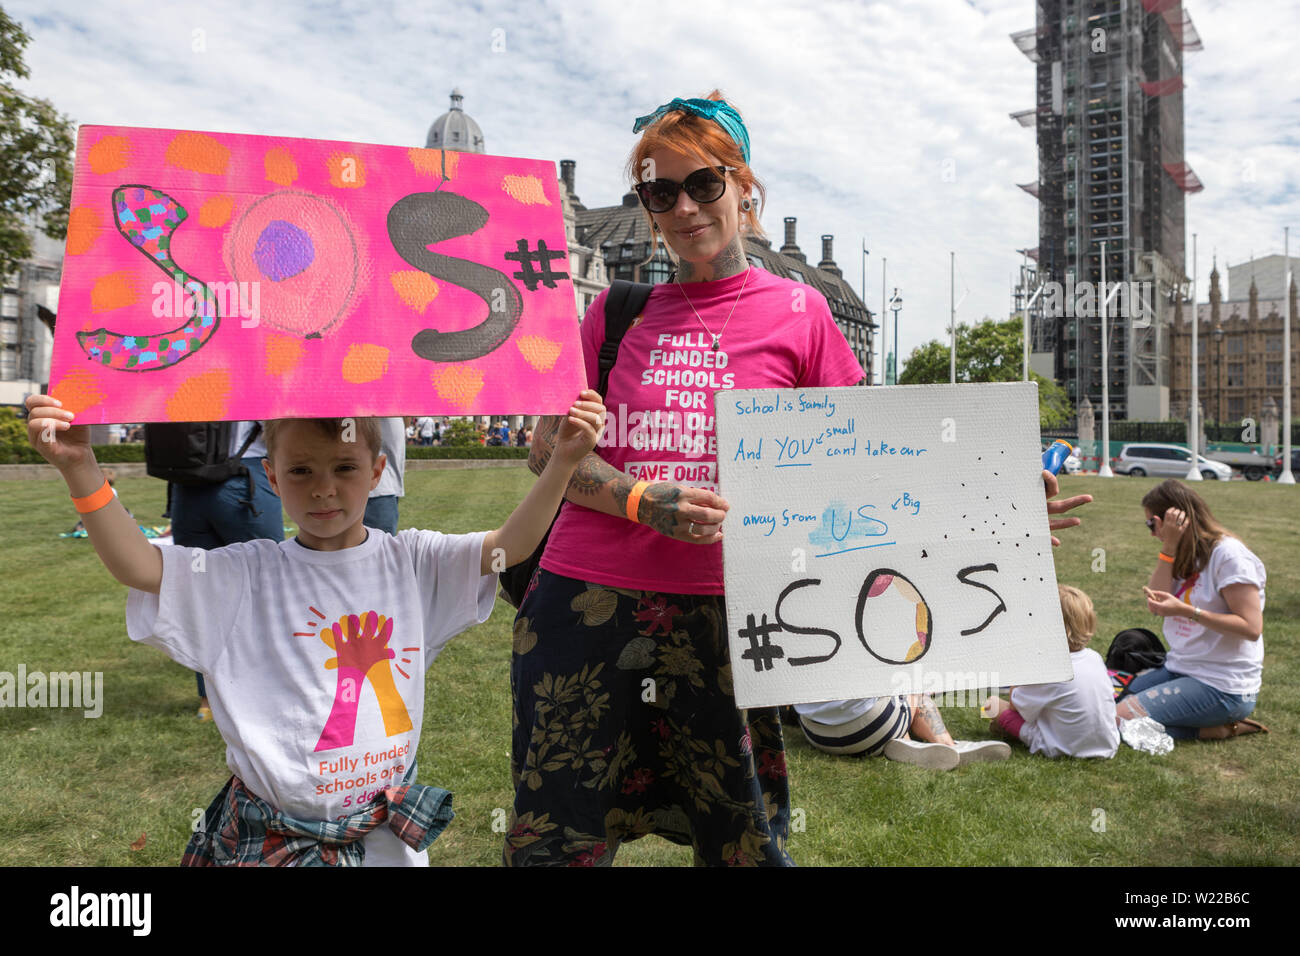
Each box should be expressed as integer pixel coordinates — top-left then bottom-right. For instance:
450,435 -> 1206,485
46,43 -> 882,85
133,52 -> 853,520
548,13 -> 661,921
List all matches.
675,267 -> 751,351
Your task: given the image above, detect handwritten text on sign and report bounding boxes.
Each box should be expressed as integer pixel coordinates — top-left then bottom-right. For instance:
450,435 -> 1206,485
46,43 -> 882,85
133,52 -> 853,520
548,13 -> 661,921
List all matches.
51,125 -> 585,423
715,383 -> 1072,709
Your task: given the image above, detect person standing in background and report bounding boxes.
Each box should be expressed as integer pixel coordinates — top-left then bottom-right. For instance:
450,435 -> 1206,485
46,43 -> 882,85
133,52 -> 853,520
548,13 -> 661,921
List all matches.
364,418 -> 407,535
170,421 -> 283,720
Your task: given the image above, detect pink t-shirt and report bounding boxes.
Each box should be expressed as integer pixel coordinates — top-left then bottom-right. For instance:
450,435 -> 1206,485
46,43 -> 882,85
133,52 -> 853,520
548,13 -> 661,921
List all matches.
541,267 -> 865,594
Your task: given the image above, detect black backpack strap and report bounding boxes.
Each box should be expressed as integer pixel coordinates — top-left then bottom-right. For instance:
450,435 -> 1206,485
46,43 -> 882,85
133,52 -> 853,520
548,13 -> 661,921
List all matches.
597,280 -> 654,396
233,421 -> 261,460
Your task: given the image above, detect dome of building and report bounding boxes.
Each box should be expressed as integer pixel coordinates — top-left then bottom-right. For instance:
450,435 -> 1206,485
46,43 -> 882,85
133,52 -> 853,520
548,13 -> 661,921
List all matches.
425,88 -> 485,153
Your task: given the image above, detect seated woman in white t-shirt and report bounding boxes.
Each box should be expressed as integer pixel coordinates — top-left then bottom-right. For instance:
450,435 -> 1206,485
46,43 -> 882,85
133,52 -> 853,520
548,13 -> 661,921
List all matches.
983,585 -> 1119,758
1114,479 -> 1267,740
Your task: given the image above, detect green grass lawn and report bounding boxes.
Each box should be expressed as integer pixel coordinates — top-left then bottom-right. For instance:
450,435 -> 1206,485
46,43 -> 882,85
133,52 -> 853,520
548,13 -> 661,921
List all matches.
1,471 -> 1296,866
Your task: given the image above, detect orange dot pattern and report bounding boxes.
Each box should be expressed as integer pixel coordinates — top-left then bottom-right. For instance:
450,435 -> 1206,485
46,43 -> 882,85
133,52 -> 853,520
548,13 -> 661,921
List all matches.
408,148 -> 458,179
389,270 -> 439,314
51,369 -> 106,416
264,333 -> 306,376
341,343 -> 390,384
165,132 -> 231,175
66,206 -> 101,255
264,147 -> 298,186
198,195 -> 234,228
90,271 -> 141,313
431,367 -> 484,408
87,135 -> 131,174
327,152 -> 367,188
515,335 -> 563,372
166,370 -> 232,421
500,174 -> 550,206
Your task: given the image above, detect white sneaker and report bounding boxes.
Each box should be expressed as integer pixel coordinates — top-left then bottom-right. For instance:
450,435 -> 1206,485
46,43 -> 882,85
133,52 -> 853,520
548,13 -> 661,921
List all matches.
954,740 -> 1011,765
883,738 -> 960,770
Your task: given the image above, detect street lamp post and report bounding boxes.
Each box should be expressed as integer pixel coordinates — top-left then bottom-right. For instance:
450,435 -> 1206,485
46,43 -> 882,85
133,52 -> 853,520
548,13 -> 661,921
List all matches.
1098,240 -> 1114,477
1186,233 -> 1201,480
889,289 -> 903,382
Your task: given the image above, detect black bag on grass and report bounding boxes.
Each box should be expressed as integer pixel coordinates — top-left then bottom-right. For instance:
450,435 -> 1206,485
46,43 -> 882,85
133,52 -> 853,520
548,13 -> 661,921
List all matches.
498,280 -> 654,608
1105,627 -> 1167,674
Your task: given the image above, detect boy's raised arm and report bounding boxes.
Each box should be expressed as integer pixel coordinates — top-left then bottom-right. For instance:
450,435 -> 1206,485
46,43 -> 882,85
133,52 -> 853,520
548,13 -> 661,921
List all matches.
480,390 -> 605,576
26,395 -> 164,594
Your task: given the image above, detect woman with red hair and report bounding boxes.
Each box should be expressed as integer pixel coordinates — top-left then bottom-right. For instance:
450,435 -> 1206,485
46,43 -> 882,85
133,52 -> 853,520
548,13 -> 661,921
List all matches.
504,92 -> 865,866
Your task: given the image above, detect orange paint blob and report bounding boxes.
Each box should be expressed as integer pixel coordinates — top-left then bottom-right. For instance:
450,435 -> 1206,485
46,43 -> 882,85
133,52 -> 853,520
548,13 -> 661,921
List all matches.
66,206 -> 101,255
51,369 -> 106,416
327,152 -> 367,188
264,333 -> 305,376
388,270 -> 439,314
198,195 -> 234,228
264,147 -> 298,186
165,132 -> 230,175
407,148 -> 458,179
500,174 -> 551,206
166,370 -> 232,421
87,135 -> 131,174
515,335 -> 563,372
341,343 -> 390,384
431,367 -> 484,408
90,271 -> 141,313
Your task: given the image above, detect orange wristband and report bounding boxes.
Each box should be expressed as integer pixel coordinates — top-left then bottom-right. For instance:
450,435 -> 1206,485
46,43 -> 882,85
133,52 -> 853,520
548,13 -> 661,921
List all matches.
625,480 -> 650,524
1157,551 -> 1174,564
72,478 -> 115,515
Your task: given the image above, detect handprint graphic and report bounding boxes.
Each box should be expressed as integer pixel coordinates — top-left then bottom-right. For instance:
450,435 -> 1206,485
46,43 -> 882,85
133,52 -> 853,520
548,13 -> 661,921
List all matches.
313,610 -> 413,752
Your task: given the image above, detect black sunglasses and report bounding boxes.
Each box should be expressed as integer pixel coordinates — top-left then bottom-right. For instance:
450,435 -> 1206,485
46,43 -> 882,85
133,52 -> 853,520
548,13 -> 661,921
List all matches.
633,166 -> 736,213
1145,518 -> 1156,531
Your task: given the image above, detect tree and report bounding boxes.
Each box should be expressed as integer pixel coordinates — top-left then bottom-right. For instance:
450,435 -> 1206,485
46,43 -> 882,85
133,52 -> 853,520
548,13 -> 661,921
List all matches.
441,418 -> 481,447
898,316 -> 1074,428
0,7 -> 75,277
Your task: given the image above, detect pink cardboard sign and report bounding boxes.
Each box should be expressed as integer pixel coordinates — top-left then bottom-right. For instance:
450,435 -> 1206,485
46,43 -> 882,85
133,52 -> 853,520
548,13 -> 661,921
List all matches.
51,125 -> 586,423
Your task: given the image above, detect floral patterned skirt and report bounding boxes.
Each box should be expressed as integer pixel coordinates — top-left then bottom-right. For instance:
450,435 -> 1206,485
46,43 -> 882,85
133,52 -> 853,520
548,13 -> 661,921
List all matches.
504,569 -> 794,867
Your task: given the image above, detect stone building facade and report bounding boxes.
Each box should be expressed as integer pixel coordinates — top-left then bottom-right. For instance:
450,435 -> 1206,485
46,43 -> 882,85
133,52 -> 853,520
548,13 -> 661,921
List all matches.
1172,261 -> 1299,426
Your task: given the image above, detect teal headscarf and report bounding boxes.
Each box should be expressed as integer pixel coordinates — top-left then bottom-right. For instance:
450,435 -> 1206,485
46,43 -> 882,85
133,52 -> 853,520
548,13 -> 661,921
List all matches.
632,97 -> 751,164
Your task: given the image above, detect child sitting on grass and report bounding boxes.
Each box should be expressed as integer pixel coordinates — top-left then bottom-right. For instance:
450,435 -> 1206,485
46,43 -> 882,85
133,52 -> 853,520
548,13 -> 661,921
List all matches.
983,584 -> 1119,759
26,390 -> 605,866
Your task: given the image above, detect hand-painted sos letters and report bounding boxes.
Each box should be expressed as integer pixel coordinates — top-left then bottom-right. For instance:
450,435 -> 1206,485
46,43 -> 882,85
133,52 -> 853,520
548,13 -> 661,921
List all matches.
737,563 -> 1009,674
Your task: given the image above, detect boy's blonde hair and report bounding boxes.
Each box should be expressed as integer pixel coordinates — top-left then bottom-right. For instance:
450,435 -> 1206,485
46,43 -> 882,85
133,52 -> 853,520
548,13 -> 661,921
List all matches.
1058,584 -> 1096,652
263,418 -> 382,463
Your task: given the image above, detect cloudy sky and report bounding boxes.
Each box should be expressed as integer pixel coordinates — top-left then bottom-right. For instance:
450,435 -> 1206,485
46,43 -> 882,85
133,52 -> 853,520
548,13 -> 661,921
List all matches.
11,0 -> 1300,381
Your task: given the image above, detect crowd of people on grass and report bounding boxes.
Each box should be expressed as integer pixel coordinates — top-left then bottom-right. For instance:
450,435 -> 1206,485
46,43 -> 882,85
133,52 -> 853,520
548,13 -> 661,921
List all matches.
26,92 -> 1269,867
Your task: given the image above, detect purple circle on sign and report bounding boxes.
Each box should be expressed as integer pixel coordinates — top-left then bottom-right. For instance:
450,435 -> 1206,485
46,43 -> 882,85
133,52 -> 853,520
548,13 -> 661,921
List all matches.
254,219 -> 315,282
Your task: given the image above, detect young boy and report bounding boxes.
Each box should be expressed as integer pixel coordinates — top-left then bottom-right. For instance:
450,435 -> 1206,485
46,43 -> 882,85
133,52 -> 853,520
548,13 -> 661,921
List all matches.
983,584 -> 1119,759
26,391 -> 605,866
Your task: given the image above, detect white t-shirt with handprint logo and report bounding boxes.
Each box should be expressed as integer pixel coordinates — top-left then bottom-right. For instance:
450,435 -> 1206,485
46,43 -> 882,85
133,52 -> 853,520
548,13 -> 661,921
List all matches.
126,529 -> 496,865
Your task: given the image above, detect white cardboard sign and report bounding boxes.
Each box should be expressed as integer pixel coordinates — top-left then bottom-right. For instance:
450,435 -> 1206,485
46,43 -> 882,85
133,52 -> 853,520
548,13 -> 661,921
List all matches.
715,382 -> 1073,709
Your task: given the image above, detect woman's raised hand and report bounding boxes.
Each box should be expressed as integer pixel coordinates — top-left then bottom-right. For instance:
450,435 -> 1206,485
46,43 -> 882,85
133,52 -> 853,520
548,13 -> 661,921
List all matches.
1152,506 -> 1188,554
638,483 -> 729,544
25,394 -> 93,473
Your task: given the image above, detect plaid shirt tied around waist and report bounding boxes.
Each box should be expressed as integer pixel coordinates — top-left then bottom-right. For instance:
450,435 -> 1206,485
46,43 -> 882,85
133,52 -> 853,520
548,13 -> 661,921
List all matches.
182,763 -> 454,866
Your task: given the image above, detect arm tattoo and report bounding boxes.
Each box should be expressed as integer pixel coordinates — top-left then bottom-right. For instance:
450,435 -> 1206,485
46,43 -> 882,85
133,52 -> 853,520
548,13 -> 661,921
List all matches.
676,236 -> 748,283
641,483 -> 682,537
527,416 -> 561,476
571,453 -> 625,497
